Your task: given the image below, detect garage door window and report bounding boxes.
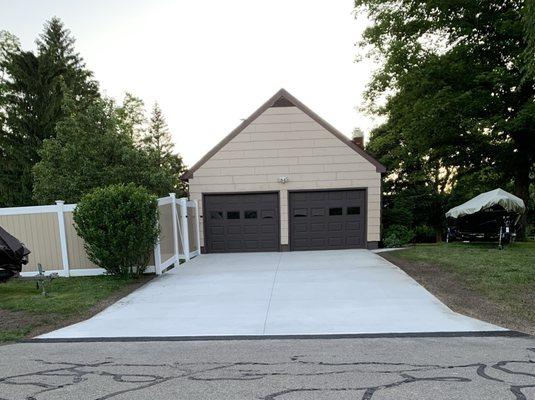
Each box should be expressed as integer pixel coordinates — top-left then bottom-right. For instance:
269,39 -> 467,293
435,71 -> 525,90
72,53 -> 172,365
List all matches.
262,210 -> 275,219
329,207 -> 343,216
347,207 -> 361,215
227,211 -> 240,219
294,208 -> 308,217
210,211 -> 223,219
312,208 -> 325,216
244,210 -> 257,219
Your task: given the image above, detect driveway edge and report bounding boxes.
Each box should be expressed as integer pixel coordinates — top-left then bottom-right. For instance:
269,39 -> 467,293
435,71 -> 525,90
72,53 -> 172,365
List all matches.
23,330 -> 530,343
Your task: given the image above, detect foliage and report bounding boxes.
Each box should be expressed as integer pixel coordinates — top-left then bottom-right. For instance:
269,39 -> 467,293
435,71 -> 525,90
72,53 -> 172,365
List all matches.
383,224 -> 414,248
357,0 -> 535,238
1,18 -> 186,207
73,184 -> 159,278
524,0 -> 535,79
33,95 -> 177,203
142,102 -> 187,196
116,92 -> 146,143
0,18 -> 99,207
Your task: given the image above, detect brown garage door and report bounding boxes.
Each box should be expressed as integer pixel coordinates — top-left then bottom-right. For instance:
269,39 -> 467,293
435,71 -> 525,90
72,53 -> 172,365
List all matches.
289,189 -> 366,251
203,193 -> 279,253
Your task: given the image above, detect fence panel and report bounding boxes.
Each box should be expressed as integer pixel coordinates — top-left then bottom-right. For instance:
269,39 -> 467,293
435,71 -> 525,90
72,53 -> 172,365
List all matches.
0,210 -> 63,273
0,193 -> 201,277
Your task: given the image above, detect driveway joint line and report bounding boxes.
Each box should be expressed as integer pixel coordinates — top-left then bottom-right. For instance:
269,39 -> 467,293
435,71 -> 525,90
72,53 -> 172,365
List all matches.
262,252 -> 283,334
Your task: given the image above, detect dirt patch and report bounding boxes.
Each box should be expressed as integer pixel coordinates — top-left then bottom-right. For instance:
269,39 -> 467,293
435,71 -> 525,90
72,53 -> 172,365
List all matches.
1,274 -> 154,342
380,252 -> 535,335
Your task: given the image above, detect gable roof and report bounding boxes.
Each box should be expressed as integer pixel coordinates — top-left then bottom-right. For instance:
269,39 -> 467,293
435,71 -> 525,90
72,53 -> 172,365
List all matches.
181,88 -> 386,180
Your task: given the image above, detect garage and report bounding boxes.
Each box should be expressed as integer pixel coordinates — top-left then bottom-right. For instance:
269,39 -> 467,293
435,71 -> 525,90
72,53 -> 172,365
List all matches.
289,189 -> 366,251
203,193 -> 279,253
184,89 -> 385,251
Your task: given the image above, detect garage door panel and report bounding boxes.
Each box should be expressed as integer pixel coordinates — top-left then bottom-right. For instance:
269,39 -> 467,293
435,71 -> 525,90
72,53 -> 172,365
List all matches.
290,190 -> 366,251
310,223 -> 325,232
209,226 -> 225,235
294,224 -> 307,233
243,226 -> 259,234
328,237 -> 344,246
328,222 -> 343,231
204,193 -> 279,253
260,225 -> 276,234
310,238 -> 326,247
227,226 -> 242,234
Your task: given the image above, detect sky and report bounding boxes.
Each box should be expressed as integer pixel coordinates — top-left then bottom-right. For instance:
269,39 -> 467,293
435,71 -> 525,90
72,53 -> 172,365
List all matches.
0,0 -> 381,166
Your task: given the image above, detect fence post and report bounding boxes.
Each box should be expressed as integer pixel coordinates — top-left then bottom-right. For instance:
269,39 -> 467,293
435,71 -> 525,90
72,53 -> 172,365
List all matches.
194,199 -> 201,255
55,200 -> 70,277
169,193 -> 180,268
179,198 -> 190,261
154,240 -> 162,275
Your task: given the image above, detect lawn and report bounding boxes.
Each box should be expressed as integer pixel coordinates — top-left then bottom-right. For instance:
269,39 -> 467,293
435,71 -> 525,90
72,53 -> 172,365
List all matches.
381,241 -> 535,334
0,275 -> 151,343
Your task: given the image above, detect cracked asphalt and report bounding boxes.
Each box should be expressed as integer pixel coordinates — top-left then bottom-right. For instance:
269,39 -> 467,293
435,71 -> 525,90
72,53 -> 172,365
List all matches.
1,335 -> 535,399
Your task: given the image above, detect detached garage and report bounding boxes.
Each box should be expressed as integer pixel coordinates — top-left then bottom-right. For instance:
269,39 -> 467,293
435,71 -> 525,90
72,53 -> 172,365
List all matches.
182,89 -> 385,252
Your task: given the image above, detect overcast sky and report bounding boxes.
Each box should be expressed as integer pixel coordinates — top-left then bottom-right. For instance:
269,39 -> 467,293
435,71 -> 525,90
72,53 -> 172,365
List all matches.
0,0 -> 381,166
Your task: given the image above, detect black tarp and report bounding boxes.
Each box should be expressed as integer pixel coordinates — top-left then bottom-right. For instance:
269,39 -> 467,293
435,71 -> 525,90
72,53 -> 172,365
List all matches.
0,225 -> 30,277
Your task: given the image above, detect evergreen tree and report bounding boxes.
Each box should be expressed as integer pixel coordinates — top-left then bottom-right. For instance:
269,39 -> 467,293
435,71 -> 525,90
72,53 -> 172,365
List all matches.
116,93 -> 146,143
144,103 -> 173,163
0,18 -> 99,206
142,103 -> 187,196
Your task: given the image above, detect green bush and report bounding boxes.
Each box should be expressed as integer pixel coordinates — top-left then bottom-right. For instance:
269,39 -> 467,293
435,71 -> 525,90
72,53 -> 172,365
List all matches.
73,184 -> 159,278
413,225 -> 436,243
383,224 -> 414,248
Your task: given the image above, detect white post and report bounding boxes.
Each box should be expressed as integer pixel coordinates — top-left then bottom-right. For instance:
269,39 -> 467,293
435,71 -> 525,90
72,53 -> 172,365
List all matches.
154,241 -> 162,275
194,200 -> 201,255
179,197 -> 190,261
55,200 -> 70,277
170,193 -> 180,267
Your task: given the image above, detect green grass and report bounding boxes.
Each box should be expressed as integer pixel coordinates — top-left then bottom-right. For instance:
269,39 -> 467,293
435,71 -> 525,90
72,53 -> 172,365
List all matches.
387,241 -> 535,324
0,275 -> 145,343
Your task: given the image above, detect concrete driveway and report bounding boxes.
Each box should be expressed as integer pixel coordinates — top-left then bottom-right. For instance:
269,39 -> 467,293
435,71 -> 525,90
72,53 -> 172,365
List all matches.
40,250 -> 500,338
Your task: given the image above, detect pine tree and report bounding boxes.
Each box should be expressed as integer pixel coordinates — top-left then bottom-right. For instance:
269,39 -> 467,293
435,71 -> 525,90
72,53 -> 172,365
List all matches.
142,103 -> 187,195
36,17 -> 99,103
0,18 -> 99,206
143,103 -> 173,163
116,93 -> 147,144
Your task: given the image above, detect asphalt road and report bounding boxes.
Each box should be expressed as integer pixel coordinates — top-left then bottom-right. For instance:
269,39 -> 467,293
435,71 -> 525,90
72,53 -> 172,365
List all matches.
0,335 -> 534,399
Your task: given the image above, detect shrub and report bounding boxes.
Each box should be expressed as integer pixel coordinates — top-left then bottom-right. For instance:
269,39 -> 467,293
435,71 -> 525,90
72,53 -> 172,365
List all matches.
73,184 -> 159,278
413,225 -> 437,243
383,224 -> 414,248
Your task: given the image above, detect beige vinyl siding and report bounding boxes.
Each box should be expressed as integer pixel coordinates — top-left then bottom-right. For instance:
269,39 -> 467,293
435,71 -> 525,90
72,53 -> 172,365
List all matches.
64,212 -> 97,269
188,106 -> 382,247
187,206 -> 198,252
158,203 -> 175,261
0,213 -> 63,272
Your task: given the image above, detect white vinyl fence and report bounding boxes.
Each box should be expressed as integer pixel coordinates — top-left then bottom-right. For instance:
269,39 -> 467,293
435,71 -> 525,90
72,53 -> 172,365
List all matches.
0,193 -> 200,277
153,193 -> 201,275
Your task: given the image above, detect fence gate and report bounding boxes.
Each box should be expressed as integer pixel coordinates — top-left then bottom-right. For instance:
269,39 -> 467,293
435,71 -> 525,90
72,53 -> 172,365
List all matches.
153,193 -> 201,275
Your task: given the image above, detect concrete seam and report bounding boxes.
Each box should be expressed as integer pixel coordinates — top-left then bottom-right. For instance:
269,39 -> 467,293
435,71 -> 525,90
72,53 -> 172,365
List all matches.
263,253 -> 283,334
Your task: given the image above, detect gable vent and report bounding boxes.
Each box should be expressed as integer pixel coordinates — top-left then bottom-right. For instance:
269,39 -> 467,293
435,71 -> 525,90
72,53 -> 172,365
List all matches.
271,96 -> 295,107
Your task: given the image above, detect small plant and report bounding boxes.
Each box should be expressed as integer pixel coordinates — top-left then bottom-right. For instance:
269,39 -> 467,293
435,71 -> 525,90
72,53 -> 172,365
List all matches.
74,184 -> 159,278
383,224 -> 414,248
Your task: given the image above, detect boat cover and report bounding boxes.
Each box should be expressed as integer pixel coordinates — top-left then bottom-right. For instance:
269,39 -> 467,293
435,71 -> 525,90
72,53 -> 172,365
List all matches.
446,188 -> 526,219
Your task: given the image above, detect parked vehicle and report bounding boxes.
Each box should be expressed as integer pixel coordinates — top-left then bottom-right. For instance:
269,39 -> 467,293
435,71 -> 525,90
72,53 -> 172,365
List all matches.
0,226 -> 30,282
445,188 -> 525,248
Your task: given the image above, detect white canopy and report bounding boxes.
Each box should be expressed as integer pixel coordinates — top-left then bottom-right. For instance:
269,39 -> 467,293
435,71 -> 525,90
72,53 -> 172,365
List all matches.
445,188 -> 525,219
